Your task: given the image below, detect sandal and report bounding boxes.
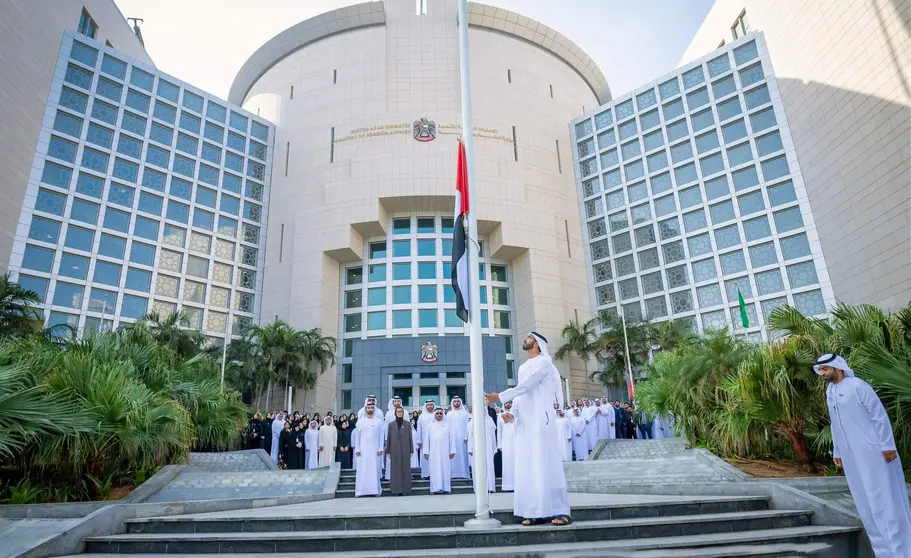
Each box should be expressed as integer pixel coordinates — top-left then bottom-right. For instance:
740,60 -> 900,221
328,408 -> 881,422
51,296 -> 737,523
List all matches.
521,518 -> 548,526
551,515 -> 573,526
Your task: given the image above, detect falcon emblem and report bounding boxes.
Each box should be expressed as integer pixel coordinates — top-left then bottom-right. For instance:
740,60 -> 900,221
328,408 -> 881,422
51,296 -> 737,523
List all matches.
413,118 -> 436,142
421,341 -> 438,362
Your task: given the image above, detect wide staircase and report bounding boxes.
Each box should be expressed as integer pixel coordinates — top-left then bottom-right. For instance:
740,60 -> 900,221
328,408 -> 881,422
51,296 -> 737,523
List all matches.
335,467 -> 477,497
79,493 -> 860,556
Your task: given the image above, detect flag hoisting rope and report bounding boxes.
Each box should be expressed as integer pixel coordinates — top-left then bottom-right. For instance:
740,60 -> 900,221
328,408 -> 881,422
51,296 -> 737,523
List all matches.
455,0 -> 498,530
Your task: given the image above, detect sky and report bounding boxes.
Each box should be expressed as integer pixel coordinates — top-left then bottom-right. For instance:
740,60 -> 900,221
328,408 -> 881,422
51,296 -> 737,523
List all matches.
114,0 -> 715,102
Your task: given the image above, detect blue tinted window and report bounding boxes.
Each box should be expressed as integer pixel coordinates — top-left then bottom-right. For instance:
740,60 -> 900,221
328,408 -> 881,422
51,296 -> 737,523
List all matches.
41,162 -> 72,188
146,145 -> 170,169
86,123 -> 113,148
417,285 -> 436,303
745,85 -> 771,110
166,201 -> 189,223
224,152 -> 243,173
176,133 -> 197,155
121,112 -> 147,136
248,141 -> 266,161
418,309 -> 437,328
93,261 -> 122,286
394,286 -> 412,304
75,172 -> 102,197
179,112 -> 201,134
418,262 -> 436,279
392,263 -> 410,280
204,122 -> 224,143
63,225 -> 93,251
88,288 -> 117,312
153,100 -> 176,124
182,91 -> 204,113
59,253 -> 89,279
81,147 -> 109,173
108,183 -> 134,207
768,180 -> 797,207
149,123 -> 173,146
129,68 -> 154,91
141,168 -> 166,191
17,276 -> 49,302
251,121 -> 268,142
173,155 -> 195,178
28,216 -> 60,243
750,108 -> 777,133
112,158 -> 138,182
727,142 -> 753,167
218,216 -> 237,237
125,89 -> 150,113
222,173 -> 241,193
36,188 -> 66,215
21,245 -> 55,272
53,110 -> 84,138
130,243 -> 155,265
732,166 -> 759,191
196,187 -> 216,208
192,209 -> 214,230
201,143 -> 222,164
170,177 -> 192,200
206,102 -> 226,122
103,208 -> 130,232
121,295 -> 148,319
95,77 -> 122,102
48,136 -> 78,162
125,268 -> 151,291
98,234 -> 125,259
198,164 -> 218,186
60,87 -> 89,114
157,80 -> 179,102
70,199 -> 99,224
116,135 -> 143,159
229,111 -> 248,132
70,41 -> 97,66
220,194 -> 240,215
227,132 -> 245,152
133,216 -> 159,240
64,64 -> 93,89
393,310 -> 411,329
712,75 -> 737,99
90,100 -> 118,125
138,192 -> 162,215
53,282 -> 84,309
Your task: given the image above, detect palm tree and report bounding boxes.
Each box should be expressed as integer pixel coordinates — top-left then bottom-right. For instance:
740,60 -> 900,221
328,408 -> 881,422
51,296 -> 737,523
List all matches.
0,274 -> 42,339
649,319 -> 696,352
592,311 -> 651,389
135,312 -> 207,358
554,318 -> 599,394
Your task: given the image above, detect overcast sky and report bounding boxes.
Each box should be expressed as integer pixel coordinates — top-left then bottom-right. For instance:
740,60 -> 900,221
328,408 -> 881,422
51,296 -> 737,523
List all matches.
114,0 -> 714,102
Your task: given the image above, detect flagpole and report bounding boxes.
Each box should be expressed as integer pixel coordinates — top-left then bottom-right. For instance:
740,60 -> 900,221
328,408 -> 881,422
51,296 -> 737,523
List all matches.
458,0 -> 498,530
620,306 -> 635,401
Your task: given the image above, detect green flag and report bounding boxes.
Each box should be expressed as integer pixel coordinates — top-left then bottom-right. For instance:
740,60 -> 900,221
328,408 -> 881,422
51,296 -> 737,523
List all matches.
738,289 -> 749,328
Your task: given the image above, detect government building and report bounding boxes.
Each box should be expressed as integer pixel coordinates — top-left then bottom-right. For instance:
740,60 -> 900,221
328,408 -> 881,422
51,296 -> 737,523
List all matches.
0,0 -> 906,413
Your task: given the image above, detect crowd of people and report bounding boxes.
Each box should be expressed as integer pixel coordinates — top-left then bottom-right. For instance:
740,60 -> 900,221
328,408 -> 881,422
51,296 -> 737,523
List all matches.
243,394 -> 675,485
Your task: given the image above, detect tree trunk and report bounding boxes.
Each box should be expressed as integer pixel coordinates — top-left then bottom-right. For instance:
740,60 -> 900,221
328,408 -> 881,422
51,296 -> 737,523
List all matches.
781,424 -> 817,473
265,379 -> 272,411
254,383 -> 263,410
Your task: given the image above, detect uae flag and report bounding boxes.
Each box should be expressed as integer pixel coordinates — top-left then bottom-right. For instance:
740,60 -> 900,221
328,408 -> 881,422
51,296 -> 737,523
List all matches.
452,140 -> 470,323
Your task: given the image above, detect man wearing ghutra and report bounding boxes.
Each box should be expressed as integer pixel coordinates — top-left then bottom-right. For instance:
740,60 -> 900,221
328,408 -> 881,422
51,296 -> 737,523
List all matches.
318,416 -> 338,468
497,400 -> 518,492
816,354 -> 911,556
417,399 -> 438,478
304,420 -> 320,469
447,396 -> 471,479
358,395 -> 385,422
467,397 -> 497,493
352,402 -> 385,497
488,331 -> 572,526
422,407 -> 456,494
569,407 -> 589,460
269,411 -> 285,464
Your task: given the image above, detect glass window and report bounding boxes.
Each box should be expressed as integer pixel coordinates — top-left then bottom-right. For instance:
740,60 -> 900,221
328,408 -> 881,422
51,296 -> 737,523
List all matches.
346,267 -> 363,285
22,245 -> 55,272
654,195 -> 676,217
761,155 -> 790,181
640,109 -> 660,131
71,199 -> 101,225
392,285 -> 411,304
95,77 -> 122,102
206,101 -> 227,123
65,63 -> 93,90
182,90 -> 204,113
613,232 -> 632,253
750,107 -> 777,133
686,87 -> 710,110
787,261 -> 819,289
393,310 -> 412,329
417,262 -> 436,279
720,250 -> 747,275
732,166 -> 760,191
670,141 -> 693,164
145,145 -> 170,169
749,242 -> 778,267
768,180 -> 797,207
663,99 -> 684,121
710,200 -> 736,224
734,40 -> 759,65
163,224 -> 187,247
707,53 -> 731,78
755,131 -> 783,157
80,147 -> 109,173
98,233 -> 125,259
156,79 -> 179,102
392,218 -> 411,234
442,239 -> 453,256
621,140 -> 641,161
745,85 -> 771,110
125,267 -> 152,291
192,209 -> 214,230
695,131 -> 720,155
186,255 -> 208,279
63,225 -> 93,251
642,130 -> 664,153
714,224 -> 741,249
755,269 -> 784,295
196,186 -> 217,208
121,295 -> 148,319
70,40 -> 97,65
169,177 -> 192,200
683,209 -> 708,232
52,282 -> 84,309
365,311 -> 384,330
138,192 -> 163,215
419,309 -> 437,328
129,242 -> 155,266
773,207 -> 804,233
220,195 -> 240,215
47,136 -> 78,163
125,89 -> 150,114
658,218 -> 681,240
127,67 -> 153,91
179,112 -> 201,135
93,260 -> 121,286
737,191 -> 765,216
493,311 -> 511,329
678,185 -> 702,208
368,264 -> 386,282
781,233 -> 811,260
368,242 -> 386,259
198,164 -> 219,187
727,142 -> 753,167
229,111 -> 248,132
17,275 -> 49,302
167,201 -> 189,223
85,123 -> 113,149
443,286 -> 456,303
597,129 -> 616,149
367,287 -> 386,306
417,239 -> 435,256
133,216 -> 159,240
700,153 -> 725,177
59,87 -> 89,114
147,122 -> 171,146
28,216 -> 60,243
344,290 -> 362,309
90,99 -> 118,126
683,66 -> 705,89
659,78 -> 680,100
692,259 -> 718,282
618,120 -> 638,141
674,162 -> 698,186
722,119 -> 748,144
108,183 -> 135,208
739,63 -> 765,87
53,111 -> 84,139
491,265 -> 507,282
712,75 -> 737,100
153,100 -> 177,124
647,151 -> 668,173
666,119 -> 689,142
634,225 -> 656,246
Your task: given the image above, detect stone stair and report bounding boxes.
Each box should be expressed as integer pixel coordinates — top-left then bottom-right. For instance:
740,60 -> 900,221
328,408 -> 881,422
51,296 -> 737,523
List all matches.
334,467 -> 484,498
79,495 -> 860,556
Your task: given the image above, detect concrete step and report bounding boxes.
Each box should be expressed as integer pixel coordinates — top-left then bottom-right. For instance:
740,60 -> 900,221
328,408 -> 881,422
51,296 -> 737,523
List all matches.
86,510 -> 812,553
124,496 -> 770,534
62,526 -> 863,557
335,478 -> 476,488
334,484 -> 477,498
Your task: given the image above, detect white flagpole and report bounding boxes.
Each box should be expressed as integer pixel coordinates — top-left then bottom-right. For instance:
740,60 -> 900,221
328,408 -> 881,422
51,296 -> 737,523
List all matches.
619,306 -> 635,400
458,0 -> 498,530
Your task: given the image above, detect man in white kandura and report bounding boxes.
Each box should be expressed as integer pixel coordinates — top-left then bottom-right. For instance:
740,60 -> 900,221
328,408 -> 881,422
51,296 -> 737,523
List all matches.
601,397 -> 617,439
555,407 -> 573,462
582,399 -> 598,450
417,399 -> 437,479
816,354 -> 911,556
497,401 -> 518,492
384,396 -> 404,481
569,407 -> 589,461
422,407 -> 456,494
353,402 -> 385,497
488,331 -> 572,526
467,400 -> 497,493
270,411 -> 285,464
358,395 -> 384,422
447,396 -> 471,479
318,415 -> 337,468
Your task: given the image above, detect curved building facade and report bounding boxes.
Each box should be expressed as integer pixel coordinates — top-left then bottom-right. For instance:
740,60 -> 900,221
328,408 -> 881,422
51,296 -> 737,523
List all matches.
230,0 -> 609,411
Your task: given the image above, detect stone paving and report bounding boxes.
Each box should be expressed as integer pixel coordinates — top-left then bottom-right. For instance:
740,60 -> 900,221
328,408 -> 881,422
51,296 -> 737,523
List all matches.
145,468 -> 329,503
0,517 -> 82,558
185,449 -> 276,472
